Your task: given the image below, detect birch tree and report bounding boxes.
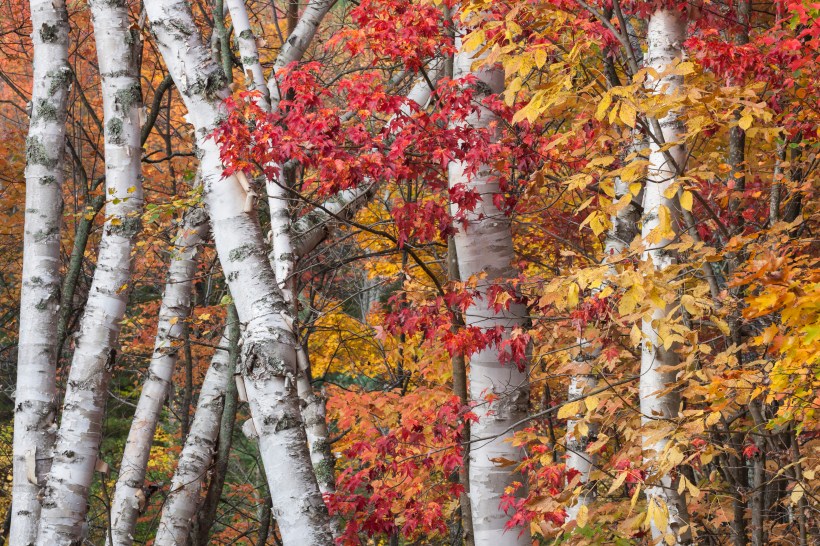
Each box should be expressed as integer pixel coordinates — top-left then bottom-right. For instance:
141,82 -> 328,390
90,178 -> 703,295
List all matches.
107,204 -> 209,546
640,8 -> 691,545
35,1 -> 143,543
153,325 -> 234,546
142,0 -> 334,542
9,1 -> 71,543
448,28 -> 531,546
565,141 -> 643,520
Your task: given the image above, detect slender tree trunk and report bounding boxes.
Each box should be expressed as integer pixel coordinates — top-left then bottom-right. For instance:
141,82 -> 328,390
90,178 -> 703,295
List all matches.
639,9 -> 691,545
196,304 -> 241,546
142,1 -> 333,543
266,0 -> 335,109
107,206 -> 209,546
448,30 -> 531,546
57,193 -> 105,346
36,1 -> 143,543
36,5 -> 143,545
153,327 -> 233,546
10,1 -> 71,543
565,137 -> 643,521
448,238 -> 475,546
229,0 -> 338,500
226,0 -> 271,108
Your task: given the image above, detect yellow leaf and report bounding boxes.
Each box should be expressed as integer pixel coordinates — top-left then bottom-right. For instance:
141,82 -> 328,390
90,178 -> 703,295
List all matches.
680,294 -> 698,315
576,505 -> 589,528
676,61 -> 695,75
791,483 -> 804,504
658,205 -> 675,239
567,282 -> 579,308
680,190 -> 693,211
629,182 -> 642,196
738,114 -> 753,131
652,498 -> 669,533
619,101 -> 637,128
533,48 -> 547,69
584,395 -> 599,413
608,471 -> 628,495
630,323 -> 643,346
557,400 -> 581,419
463,30 -> 485,52
595,93 -> 612,121
630,483 -> 641,513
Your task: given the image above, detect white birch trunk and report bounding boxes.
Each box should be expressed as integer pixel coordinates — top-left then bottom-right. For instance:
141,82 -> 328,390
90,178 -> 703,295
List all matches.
449,33 -> 531,546
153,329 -> 231,546
228,0 -> 337,498
142,1 -> 333,543
35,2 -> 143,544
266,0 -> 335,108
9,1 -> 71,543
565,137 -> 644,521
226,0 -> 271,109
641,9 -> 691,545
107,206 -> 209,546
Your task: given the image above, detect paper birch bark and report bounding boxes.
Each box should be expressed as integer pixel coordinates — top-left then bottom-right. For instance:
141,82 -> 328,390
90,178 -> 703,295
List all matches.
266,0 -> 335,108
565,139 -> 643,520
153,328 -> 232,546
448,31 -> 531,546
107,205 -> 209,546
35,1 -> 143,543
640,9 -> 691,545
9,1 -> 71,543
142,1 -> 333,543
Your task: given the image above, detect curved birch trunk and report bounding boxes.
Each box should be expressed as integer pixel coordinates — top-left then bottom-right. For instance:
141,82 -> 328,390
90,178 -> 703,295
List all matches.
448,32 -> 531,546
142,1 -> 333,543
226,0 -> 270,108
107,205 -> 209,546
640,9 -> 691,545
565,137 -> 643,520
153,328 -> 232,546
228,0 -> 337,498
9,1 -> 71,543
266,0 -> 335,108
35,2 -> 143,544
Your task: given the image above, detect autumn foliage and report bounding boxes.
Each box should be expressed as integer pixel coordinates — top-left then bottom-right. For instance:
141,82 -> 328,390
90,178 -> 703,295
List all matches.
0,0 -> 818,544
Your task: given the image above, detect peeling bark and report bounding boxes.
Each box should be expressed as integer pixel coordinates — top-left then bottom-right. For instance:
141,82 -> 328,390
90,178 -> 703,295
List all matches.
640,10 -> 691,545
10,1 -> 71,543
448,29 -> 531,546
107,205 -> 209,546
35,0 -> 143,543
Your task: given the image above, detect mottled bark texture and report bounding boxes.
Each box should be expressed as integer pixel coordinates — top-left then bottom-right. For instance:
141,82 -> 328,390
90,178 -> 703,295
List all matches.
142,0 -> 333,542
640,9 -> 691,545
448,29 -> 531,546
107,206 -> 209,546
10,1 -> 71,543
36,0 -> 143,543
153,328 -> 232,546
565,136 -> 643,521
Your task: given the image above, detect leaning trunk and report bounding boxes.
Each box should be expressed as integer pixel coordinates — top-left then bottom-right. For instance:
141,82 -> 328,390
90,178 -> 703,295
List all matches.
107,204 -> 209,546
142,1 -> 333,543
565,136 -> 643,520
448,31 -> 531,546
9,1 -> 71,543
153,328 -> 232,546
35,2 -> 143,544
640,9 -> 691,545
